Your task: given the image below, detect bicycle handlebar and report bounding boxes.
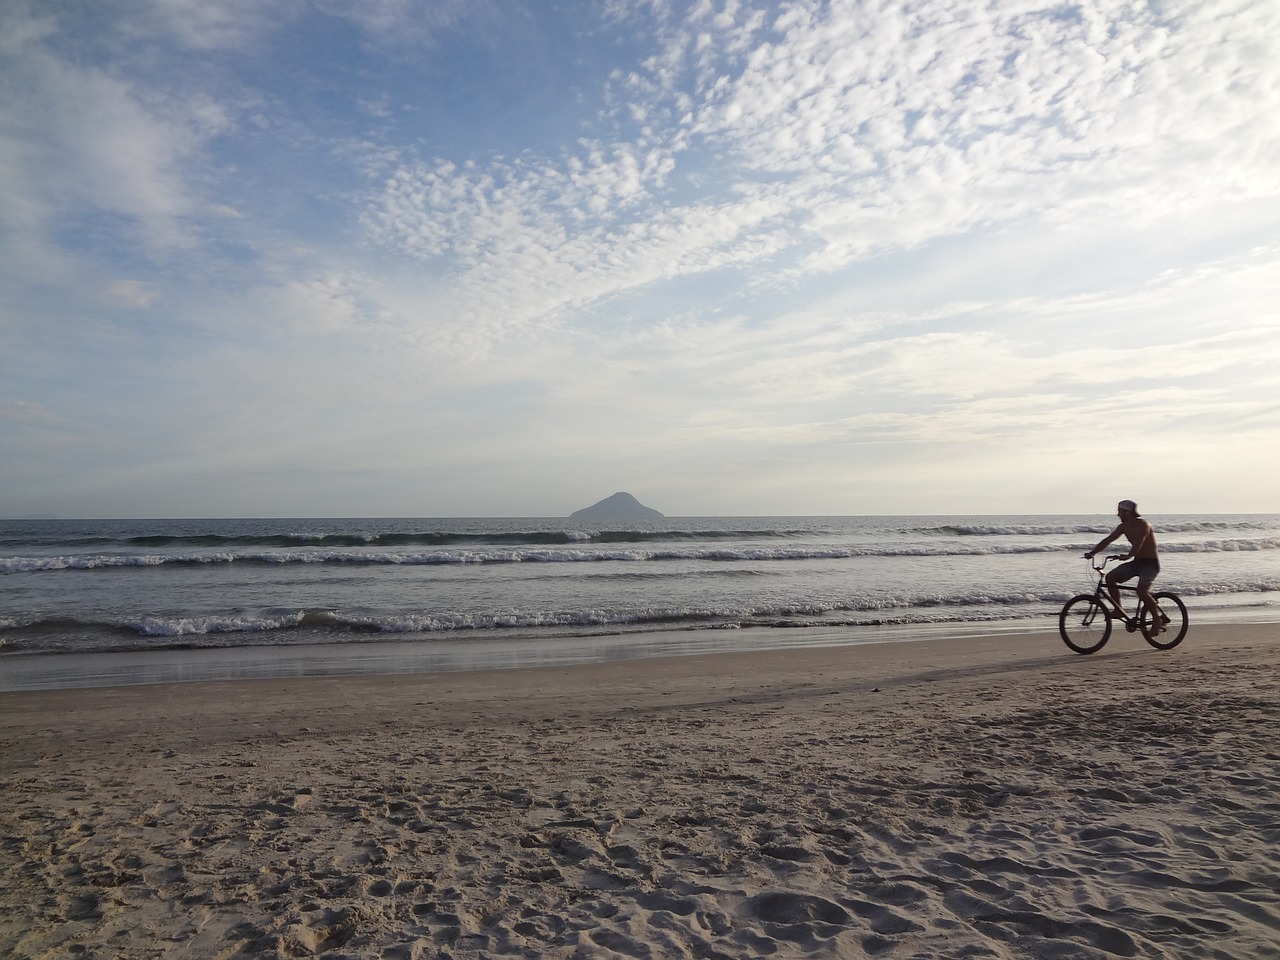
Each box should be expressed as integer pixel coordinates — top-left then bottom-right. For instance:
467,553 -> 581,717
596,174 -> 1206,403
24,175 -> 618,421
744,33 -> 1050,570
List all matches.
1083,554 -> 1126,573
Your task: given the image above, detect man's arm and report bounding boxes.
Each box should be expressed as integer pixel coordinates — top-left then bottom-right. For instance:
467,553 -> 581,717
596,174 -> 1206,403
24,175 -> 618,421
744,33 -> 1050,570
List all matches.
1085,526 -> 1122,559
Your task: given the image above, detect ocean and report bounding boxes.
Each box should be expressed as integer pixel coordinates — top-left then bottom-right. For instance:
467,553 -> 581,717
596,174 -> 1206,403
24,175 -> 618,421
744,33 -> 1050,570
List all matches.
2,514 -> 1277,690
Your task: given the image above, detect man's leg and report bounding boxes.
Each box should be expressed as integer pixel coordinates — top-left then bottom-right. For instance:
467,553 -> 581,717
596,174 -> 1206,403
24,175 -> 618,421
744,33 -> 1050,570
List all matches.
1137,580 -> 1164,633
1104,570 -> 1128,617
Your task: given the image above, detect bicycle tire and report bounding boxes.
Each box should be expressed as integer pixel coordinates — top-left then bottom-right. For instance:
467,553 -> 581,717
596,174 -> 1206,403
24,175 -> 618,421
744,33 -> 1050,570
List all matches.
1140,591 -> 1189,650
1059,595 -> 1112,654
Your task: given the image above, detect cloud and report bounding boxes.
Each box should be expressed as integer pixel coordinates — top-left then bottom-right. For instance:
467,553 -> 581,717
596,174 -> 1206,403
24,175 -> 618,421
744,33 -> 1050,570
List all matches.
0,400 -> 57,423
359,0 -> 1280,359
131,0 -> 301,51
103,280 -> 160,308
319,0 -> 493,48
0,399 -> 92,460
258,272 -> 378,335
502,237 -> 1280,469
0,6 -> 235,260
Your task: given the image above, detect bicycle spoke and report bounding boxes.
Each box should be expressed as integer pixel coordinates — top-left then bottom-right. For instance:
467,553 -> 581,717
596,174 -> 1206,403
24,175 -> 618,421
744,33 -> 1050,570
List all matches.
1142,592 -> 1189,649
1059,595 -> 1111,654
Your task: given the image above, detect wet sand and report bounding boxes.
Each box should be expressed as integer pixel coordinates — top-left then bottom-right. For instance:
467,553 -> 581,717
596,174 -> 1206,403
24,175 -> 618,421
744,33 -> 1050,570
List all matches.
2,625 -> 1278,958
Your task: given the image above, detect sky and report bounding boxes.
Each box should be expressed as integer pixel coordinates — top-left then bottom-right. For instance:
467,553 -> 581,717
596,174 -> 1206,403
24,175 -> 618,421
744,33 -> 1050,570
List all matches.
1,0 -> 1278,519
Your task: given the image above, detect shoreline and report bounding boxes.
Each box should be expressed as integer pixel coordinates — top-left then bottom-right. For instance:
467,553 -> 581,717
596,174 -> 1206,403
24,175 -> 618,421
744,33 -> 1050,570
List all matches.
0,618 -> 1057,693
3,622 -> 1274,750
5,609 -> 1278,693
3,625 -> 1278,958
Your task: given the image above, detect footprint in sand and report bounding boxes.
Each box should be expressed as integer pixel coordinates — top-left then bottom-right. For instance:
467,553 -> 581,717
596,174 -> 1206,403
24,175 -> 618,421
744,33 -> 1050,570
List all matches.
744,891 -> 850,926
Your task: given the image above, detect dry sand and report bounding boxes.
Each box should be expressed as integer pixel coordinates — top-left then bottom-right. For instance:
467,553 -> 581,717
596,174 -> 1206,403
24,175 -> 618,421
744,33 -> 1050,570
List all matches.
2,625 -> 1278,959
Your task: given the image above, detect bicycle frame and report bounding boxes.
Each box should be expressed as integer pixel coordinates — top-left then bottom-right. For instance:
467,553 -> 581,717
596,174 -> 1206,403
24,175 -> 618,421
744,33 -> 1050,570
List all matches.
1088,556 -> 1153,630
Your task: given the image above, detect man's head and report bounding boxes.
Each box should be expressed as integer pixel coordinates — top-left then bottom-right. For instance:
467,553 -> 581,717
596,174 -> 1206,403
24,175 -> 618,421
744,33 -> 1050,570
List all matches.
1117,499 -> 1140,518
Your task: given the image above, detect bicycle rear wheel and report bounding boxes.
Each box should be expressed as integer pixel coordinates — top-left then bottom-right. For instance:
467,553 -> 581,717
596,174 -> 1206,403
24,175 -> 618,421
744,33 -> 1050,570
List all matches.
1140,592 -> 1189,649
1059,595 -> 1112,654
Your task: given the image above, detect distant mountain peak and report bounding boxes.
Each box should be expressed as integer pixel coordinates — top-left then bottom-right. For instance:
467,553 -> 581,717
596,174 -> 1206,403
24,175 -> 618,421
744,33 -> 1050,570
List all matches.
569,492 -> 664,519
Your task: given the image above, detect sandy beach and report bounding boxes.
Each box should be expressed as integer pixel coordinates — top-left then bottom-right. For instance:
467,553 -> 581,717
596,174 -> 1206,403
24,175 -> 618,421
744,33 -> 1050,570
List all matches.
3,626 -> 1278,959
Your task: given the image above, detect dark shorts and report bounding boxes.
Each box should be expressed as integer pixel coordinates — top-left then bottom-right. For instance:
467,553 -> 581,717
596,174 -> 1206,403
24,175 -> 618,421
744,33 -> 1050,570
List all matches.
1111,558 -> 1160,589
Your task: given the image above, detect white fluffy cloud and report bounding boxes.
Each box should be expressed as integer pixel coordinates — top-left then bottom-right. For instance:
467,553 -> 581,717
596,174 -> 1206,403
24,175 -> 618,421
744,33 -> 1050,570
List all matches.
362,0 -> 1280,357
0,6 -> 234,261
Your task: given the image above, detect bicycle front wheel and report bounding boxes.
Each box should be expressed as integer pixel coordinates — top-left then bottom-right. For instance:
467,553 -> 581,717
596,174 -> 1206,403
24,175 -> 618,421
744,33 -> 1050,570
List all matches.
1059,595 -> 1112,654
1141,592 -> 1189,650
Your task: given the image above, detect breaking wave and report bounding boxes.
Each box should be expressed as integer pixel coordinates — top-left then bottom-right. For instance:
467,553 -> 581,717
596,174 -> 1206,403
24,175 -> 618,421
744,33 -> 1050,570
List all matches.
6,536 -> 1278,574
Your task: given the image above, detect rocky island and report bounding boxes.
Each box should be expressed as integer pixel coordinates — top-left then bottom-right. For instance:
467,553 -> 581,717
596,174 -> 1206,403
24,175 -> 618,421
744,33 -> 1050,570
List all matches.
569,492 -> 664,520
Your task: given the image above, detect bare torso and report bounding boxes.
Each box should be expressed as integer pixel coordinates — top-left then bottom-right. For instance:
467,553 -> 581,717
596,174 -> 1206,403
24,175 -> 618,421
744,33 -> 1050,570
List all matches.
1120,517 -> 1158,559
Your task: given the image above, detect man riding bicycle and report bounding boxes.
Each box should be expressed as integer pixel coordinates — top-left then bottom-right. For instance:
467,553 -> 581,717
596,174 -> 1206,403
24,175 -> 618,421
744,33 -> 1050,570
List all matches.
1084,499 -> 1163,634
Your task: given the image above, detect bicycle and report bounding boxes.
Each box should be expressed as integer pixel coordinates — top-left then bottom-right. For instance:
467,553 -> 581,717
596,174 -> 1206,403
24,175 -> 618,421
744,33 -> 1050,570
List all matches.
1058,556 -> 1188,655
